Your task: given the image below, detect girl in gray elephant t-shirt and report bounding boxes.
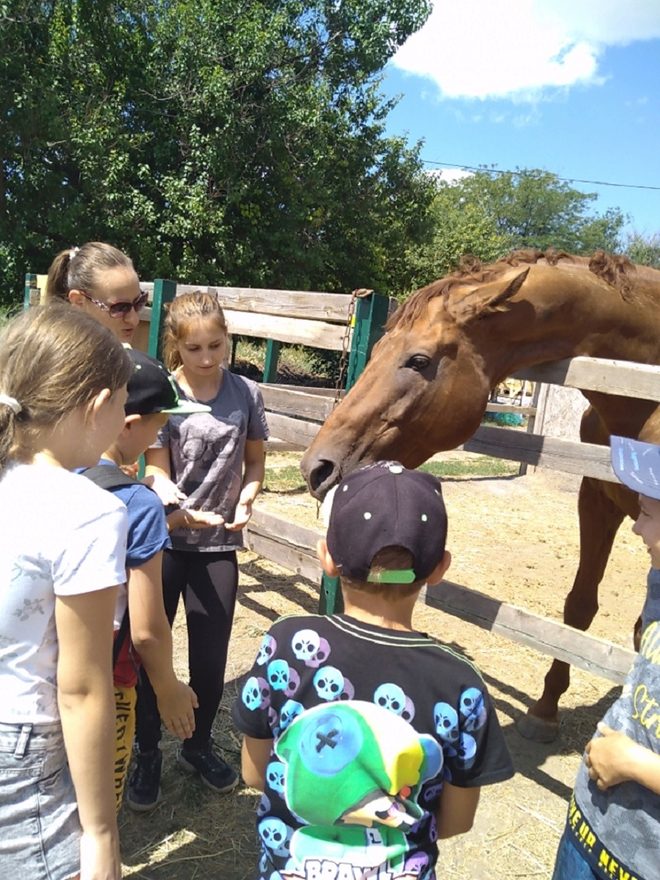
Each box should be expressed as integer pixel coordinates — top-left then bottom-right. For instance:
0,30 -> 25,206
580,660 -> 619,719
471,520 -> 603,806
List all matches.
128,292 -> 268,810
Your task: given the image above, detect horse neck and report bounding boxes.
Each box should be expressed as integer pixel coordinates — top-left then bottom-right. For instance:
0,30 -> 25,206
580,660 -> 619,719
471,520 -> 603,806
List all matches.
474,289 -> 660,384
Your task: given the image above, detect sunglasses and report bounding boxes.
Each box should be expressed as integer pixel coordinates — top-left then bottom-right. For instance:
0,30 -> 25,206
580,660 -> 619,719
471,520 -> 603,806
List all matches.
79,289 -> 149,318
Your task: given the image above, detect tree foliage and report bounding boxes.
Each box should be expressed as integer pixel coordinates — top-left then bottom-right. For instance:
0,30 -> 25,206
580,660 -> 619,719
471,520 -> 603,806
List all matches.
1,0 -> 434,303
624,232 -> 660,269
409,169 -> 627,290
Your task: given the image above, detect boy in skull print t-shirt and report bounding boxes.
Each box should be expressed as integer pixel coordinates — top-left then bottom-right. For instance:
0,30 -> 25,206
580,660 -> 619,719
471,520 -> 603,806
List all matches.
233,463 -> 514,880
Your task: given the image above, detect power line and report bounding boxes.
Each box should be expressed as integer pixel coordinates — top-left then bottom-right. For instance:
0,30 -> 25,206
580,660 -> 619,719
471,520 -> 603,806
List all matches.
422,159 -> 660,192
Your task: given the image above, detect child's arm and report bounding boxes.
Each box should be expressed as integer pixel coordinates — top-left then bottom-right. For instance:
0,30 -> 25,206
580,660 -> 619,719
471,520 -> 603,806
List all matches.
241,734 -> 273,791
145,448 -> 218,529
586,722 -> 660,793
128,553 -> 198,740
435,782 -> 481,839
144,446 -> 186,506
56,587 -> 121,880
225,439 -> 266,531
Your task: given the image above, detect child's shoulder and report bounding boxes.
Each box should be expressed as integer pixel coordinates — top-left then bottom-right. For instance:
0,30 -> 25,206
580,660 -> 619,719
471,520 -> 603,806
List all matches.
224,369 -> 262,398
420,632 -> 486,680
25,464 -> 127,522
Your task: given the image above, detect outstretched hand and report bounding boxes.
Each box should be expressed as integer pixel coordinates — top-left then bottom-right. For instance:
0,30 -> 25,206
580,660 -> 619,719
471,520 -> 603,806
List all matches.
224,498 -> 253,531
143,473 -> 187,506
166,508 -> 224,531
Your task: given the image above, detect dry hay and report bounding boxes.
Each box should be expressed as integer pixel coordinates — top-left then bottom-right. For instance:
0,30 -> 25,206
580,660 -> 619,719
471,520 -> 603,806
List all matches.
119,457 -> 648,879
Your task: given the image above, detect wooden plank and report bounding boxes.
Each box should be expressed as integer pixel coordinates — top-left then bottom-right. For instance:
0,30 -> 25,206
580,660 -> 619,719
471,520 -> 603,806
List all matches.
266,413 -> 321,446
137,302 -> 348,349
244,531 -> 322,582
175,284 -> 352,323
266,384 -> 339,398
245,508 -> 323,581
223,309 -> 347,350
265,439 -> 307,453
463,426 -> 616,481
513,356 -> 660,402
250,509 -> 322,550
424,580 -> 634,684
260,385 -> 335,422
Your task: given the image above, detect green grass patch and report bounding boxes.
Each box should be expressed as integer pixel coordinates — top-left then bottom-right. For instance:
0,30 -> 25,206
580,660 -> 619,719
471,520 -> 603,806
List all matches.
232,338 -> 336,385
263,455 -> 518,494
264,464 -> 307,493
419,458 -> 518,478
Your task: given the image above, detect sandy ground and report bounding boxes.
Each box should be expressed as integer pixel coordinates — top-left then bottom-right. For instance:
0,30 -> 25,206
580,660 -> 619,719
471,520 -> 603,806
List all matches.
118,460 -> 649,879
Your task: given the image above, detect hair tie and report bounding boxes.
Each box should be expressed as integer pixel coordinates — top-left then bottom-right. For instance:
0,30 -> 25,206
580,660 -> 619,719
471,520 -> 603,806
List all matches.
0,394 -> 22,415
69,246 -> 80,260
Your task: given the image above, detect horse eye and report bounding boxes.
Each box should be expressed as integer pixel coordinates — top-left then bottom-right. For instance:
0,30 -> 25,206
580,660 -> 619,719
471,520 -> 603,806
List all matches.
405,355 -> 431,372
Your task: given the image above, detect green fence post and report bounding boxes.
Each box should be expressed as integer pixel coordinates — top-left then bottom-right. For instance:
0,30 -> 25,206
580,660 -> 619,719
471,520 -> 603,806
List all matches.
148,280 -> 177,359
345,291 -> 390,389
320,290 -> 390,614
263,339 -> 281,383
24,273 -> 38,310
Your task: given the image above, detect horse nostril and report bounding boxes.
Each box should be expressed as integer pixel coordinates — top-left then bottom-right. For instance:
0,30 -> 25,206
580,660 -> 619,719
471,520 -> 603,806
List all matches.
305,459 -> 337,499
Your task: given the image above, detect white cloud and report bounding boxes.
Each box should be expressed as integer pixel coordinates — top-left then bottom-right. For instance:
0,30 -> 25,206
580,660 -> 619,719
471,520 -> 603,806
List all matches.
392,0 -> 660,100
427,168 -> 474,184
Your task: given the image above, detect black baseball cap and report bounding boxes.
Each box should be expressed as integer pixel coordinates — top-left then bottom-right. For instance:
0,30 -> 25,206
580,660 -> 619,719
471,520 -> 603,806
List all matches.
326,461 -> 448,584
610,435 -> 660,501
125,349 -> 211,416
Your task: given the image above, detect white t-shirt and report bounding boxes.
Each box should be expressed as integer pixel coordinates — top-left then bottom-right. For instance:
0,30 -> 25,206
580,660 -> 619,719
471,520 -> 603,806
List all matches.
0,462 -> 128,723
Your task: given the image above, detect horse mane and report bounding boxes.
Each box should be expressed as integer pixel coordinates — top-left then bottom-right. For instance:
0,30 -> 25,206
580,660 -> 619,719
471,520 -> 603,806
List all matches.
388,248 -> 639,330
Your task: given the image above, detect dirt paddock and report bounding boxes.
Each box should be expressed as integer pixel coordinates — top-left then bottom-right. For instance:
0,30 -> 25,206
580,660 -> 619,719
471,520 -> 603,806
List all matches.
118,458 -> 649,879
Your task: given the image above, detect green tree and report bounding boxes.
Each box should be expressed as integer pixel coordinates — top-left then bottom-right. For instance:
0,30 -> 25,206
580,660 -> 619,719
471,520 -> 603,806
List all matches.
625,231 -> 660,268
409,168 -> 627,289
1,0 -> 434,304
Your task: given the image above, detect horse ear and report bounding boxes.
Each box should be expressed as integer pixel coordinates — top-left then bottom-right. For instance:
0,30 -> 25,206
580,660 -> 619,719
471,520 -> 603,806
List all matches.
448,268 -> 530,324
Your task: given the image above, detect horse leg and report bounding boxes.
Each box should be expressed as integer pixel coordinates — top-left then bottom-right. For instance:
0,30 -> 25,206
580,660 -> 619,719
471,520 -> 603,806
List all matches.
517,477 -> 625,742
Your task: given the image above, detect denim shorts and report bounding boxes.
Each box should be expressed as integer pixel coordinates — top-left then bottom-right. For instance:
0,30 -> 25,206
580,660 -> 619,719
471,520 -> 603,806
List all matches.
0,721 -> 81,880
552,829 -> 599,880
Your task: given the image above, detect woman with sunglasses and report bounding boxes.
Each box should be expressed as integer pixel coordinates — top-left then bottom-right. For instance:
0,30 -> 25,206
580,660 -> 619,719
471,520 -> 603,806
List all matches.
46,243 -> 147,344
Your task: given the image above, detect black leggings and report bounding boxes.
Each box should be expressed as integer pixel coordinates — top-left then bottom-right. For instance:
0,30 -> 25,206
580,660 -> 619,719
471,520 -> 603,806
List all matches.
135,548 -> 238,751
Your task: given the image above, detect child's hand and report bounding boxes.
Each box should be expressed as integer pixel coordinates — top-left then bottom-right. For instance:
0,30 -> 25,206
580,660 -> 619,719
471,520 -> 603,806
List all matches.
119,462 -> 139,479
224,497 -> 254,531
167,508 -> 224,531
156,681 -> 199,741
143,473 -> 187,506
79,827 -> 121,880
585,722 -> 641,789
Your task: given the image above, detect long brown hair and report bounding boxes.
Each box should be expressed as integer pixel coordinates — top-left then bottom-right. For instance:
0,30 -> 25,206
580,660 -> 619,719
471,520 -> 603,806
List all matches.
0,303 -> 132,470
161,291 -> 228,371
45,241 -> 134,301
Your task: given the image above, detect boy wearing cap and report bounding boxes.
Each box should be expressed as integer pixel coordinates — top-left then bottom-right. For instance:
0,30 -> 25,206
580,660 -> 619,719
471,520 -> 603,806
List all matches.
233,461 -> 514,880
90,348 -> 222,810
552,436 -> 660,880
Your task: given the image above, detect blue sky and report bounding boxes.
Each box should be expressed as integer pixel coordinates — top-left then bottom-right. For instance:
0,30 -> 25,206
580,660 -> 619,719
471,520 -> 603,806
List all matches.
381,0 -> 660,237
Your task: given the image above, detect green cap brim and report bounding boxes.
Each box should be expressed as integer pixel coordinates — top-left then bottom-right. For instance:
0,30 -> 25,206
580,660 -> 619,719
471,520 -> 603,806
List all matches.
366,569 -> 417,584
161,401 -> 211,414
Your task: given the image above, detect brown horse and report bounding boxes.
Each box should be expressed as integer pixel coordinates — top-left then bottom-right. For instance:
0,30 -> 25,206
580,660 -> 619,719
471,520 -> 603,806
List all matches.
301,248 -> 660,740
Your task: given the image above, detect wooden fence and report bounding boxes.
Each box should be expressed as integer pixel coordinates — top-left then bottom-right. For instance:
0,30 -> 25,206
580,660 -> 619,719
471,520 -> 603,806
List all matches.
247,355 -> 660,685
23,273 -> 653,681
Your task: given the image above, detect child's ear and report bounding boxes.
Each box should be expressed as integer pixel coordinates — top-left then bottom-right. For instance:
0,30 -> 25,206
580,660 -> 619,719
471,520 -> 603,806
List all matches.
427,550 -> 451,585
67,289 -> 85,308
123,414 -> 141,430
316,538 -> 340,577
86,387 -> 112,422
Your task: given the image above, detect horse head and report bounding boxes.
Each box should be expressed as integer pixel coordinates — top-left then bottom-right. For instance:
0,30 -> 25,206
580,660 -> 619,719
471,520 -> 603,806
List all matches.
301,266 -> 531,498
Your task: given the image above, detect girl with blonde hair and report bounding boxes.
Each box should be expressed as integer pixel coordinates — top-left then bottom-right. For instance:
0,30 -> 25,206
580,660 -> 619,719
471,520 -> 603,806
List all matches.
128,291 -> 269,809
0,304 -> 132,879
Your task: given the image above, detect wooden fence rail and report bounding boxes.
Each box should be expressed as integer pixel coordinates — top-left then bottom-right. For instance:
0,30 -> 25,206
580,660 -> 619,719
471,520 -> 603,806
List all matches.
23,272 -> 654,682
